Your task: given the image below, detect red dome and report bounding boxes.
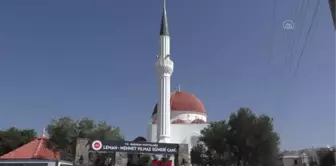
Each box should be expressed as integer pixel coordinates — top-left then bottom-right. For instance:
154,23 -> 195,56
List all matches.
191,119 -> 206,124
172,119 -> 186,124
152,91 -> 206,116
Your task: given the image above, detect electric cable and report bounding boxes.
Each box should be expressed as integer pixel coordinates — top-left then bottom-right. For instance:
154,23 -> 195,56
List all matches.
267,0 -> 278,64
286,0 -> 304,61
286,0 -> 310,76
294,0 -> 321,76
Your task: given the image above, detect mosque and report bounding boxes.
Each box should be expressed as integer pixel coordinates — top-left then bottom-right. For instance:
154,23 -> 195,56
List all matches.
144,0 -> 209,154
0,1 -> 209,165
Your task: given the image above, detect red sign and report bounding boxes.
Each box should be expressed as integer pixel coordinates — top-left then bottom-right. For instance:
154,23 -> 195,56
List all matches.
151,160 -> 172,166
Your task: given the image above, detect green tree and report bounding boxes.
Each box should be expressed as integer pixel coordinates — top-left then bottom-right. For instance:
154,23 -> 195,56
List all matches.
0,127 -> 37,156
190,107 -> 280,166
228,108 -> 280,166
190,120 -> 234,165
137,155 -> 152,166
200,120 -> 233,165
46,116 -> 124,164
317,148 -> 335,166
190,143 -> 207,165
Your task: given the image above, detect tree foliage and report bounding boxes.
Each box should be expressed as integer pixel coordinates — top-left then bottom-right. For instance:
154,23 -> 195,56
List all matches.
317,148 -> 335,166
136,155 -> 152,166
191,108 -> 280,166
0,127 -> 37,156
46,116 -> 124,164
190,144 -> 207,165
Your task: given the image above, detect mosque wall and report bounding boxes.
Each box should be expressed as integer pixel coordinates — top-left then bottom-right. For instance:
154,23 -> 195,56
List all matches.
147,122 -> 154,143
147,123 -> 208,152
170,112 -> 206,122
152,111 -> 207,122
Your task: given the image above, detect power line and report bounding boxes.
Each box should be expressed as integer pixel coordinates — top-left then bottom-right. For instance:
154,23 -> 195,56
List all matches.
275,0 -> 309,79
267,0 -> 278,64
294,0 -> 321,76
288,0 -> 309,64
286,0 -> 304,61
288,0 -> 302,55
288,0 -> 310,76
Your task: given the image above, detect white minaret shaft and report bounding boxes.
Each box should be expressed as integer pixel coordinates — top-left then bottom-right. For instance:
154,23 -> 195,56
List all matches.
155,0 -> 173,143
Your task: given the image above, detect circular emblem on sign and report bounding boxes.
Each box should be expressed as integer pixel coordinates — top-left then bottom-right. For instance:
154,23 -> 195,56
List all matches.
91,140 -> 102,151
283,20 -> 295,30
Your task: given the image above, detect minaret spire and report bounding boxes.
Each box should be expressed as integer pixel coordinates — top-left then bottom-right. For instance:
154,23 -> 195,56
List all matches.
160,0 -> 169,36
155,0 -> 173,143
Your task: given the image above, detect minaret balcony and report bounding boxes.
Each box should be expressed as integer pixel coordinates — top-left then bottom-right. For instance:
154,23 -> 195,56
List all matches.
155,57 -> 174,75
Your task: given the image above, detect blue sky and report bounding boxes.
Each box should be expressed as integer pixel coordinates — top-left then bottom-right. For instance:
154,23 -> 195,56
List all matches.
0,0 -> 334,150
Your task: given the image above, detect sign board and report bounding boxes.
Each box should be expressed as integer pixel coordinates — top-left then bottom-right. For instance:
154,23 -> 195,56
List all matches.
89,140 -> 179,155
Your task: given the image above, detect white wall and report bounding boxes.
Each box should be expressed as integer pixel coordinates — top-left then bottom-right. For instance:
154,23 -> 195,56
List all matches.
283,158 -> 297,166
301,156 -> 309,165
152,111 -> 207,123
147,123 -> 208,152
58,161 -> 73,166
279,157 -> 301,166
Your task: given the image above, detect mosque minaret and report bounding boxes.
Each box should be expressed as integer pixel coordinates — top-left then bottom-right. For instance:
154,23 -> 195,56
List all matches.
155,0 -> 173,143
144,0 -> 208,163
129,0 -> 209,164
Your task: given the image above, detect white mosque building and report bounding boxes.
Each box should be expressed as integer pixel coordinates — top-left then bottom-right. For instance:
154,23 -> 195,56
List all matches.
146,91 -> 209,152
145,0 -> 209,153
